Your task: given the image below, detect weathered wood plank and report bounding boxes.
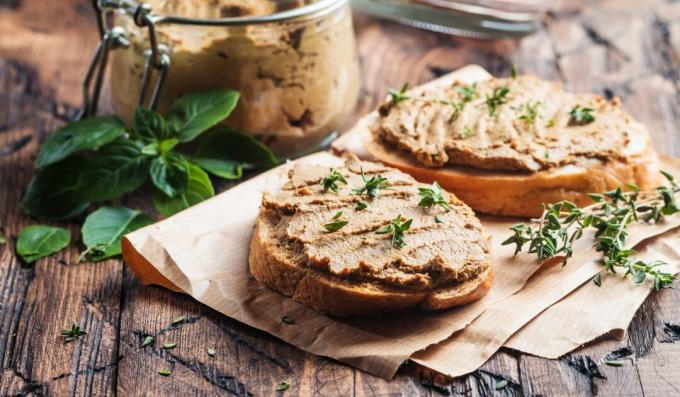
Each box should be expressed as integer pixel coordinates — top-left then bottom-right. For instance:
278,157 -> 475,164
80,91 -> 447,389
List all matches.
0,57 -> 122,395
2,0 -> 680,396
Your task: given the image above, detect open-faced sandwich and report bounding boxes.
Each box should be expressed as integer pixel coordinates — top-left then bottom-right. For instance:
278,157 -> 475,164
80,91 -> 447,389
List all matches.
362,75 -> 662,217
249,157 -> 492,316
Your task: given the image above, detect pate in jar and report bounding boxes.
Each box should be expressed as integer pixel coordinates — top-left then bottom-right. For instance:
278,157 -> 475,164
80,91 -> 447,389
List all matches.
110,0 -> 361,157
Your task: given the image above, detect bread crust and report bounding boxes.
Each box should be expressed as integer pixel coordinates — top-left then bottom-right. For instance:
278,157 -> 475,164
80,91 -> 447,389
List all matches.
249,214 -> 493,317
362,128 -> 663,218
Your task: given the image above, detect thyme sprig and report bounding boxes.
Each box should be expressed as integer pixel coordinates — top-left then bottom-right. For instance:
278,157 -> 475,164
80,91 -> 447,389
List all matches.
61,323 -> 87,343
569,105 -> 595,126
486,87 -> 510,116
519,101 -> 541,125
503,172 -> 679,289
456,83 -> 478,102
320,168 -> 347,193
353,168 -> 389,198
418,181 -> 451,212
388,82 -> 410,105
376,215 -> 413,249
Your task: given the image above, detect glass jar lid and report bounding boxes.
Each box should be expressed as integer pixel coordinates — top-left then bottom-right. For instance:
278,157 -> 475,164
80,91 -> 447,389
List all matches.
102,0 -> 347,26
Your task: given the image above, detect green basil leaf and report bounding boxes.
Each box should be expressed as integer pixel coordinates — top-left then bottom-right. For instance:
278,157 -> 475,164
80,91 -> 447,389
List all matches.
191,157 -> 244,180
152,162 -> 214,217
81,206 -> 153,261
167,89 -> 240,142
195,128 -> 278,169
21,156 -> 90,221
133,107 -> 169,143
150,153 -> 189,198
82,139 -> 150,202
36,116 -> 125,168
16,225 -> 71,263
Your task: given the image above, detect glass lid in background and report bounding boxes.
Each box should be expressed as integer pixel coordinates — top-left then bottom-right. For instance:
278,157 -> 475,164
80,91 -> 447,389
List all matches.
351,0 -> 550,38
145,0 -> 324,19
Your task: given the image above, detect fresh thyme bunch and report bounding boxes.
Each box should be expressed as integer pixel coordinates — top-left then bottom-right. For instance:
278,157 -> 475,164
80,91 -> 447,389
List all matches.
503,172 -> 680,289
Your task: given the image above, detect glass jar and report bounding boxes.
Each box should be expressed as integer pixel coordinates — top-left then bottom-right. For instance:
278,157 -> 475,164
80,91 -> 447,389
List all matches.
108,0 -> 361,157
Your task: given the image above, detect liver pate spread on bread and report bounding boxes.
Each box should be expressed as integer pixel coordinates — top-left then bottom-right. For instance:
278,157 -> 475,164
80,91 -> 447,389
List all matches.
249,158 -> 492,315
372,75 -> 647,172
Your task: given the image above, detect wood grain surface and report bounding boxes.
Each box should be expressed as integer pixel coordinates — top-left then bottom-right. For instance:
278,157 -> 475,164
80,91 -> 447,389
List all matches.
1,0 -> 680,395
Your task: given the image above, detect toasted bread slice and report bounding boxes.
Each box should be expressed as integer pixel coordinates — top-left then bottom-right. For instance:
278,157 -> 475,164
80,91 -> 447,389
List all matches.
362,128 -> 662,218
249,159 -> 493,316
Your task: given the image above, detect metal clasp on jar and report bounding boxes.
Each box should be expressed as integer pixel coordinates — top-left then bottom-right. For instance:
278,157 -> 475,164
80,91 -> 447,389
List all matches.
79,0 -> 170,119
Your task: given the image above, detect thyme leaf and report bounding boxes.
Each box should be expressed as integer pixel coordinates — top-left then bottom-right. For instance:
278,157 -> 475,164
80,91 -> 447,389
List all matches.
486,87 -> 510,116
519,101 -> 541,125
376,215 -> 413,249
569,105 -> 595,126
418,181 -> 451,211
455,83 -> 478,102
60,323 -> 87,343
353,168 -> 389,198
324,211 -> 348,232
388,82 -> 410,105
320,168 -> 347,193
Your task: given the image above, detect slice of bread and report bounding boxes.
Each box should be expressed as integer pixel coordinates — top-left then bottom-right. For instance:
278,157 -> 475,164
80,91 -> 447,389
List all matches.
249,158 -> 493,316
356,71 -> 663,218
362,127 -> 662,217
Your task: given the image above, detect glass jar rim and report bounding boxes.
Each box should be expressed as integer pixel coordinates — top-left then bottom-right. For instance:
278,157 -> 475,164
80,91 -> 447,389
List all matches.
131,0 -> 349,26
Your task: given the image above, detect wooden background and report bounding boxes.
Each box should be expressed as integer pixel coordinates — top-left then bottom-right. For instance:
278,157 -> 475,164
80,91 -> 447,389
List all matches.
2,0 -> 680,395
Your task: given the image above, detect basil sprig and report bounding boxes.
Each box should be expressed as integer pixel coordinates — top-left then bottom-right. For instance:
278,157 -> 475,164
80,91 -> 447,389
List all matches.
21,89 -> 278,220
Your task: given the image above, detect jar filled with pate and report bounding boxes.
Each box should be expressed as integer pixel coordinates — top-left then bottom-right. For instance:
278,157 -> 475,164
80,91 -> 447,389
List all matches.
108,0 -> 360,157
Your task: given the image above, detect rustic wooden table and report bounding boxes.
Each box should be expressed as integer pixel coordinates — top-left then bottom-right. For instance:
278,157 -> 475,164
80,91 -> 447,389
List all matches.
2,0 -> 680,395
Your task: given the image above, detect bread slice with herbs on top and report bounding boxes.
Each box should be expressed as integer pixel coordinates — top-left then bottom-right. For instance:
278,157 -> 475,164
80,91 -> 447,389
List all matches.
248,157 -> 492,316
362,74 -> 662,217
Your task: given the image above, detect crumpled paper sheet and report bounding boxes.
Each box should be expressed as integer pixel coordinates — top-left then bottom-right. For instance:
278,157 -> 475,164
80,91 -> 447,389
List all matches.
123,151 -> 548,379
503,226 -> 680,358
123,65 -> 680,379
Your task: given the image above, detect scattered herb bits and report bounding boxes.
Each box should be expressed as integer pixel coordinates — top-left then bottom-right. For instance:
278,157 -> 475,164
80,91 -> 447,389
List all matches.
320,168 -> 347,193
276,379 -> 292,391
593,273 -> 602,287
353,168 -> 389,198
495,379 -> 509,390
388,82 -> 410,105
485,86 -> 510,116
17,225 -> 70,264
162,342 -> 177,350
355,201 -> 368,211
569,105 -> 595,126
519,101 -> 540,125
61,323 -> 86,343
455,83 -> 478,102
281,316 -> 295,325
418,181 -> 451,212
460,126 -> 475,139
323,211 -> 348,232
605,360 -> 624,367
376,215 -> 413,249
158,369 -> 172,376
207,348 -> 216,357
434,215 -> 445,224
141,336 -> 154,347
510,63 -> 518,79
171,315 -> 187,326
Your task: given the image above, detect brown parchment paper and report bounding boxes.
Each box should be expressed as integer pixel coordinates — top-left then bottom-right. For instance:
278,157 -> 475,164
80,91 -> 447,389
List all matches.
503,226 -> 680,358
123,151 -> 550,379
123,65 -> 680,379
